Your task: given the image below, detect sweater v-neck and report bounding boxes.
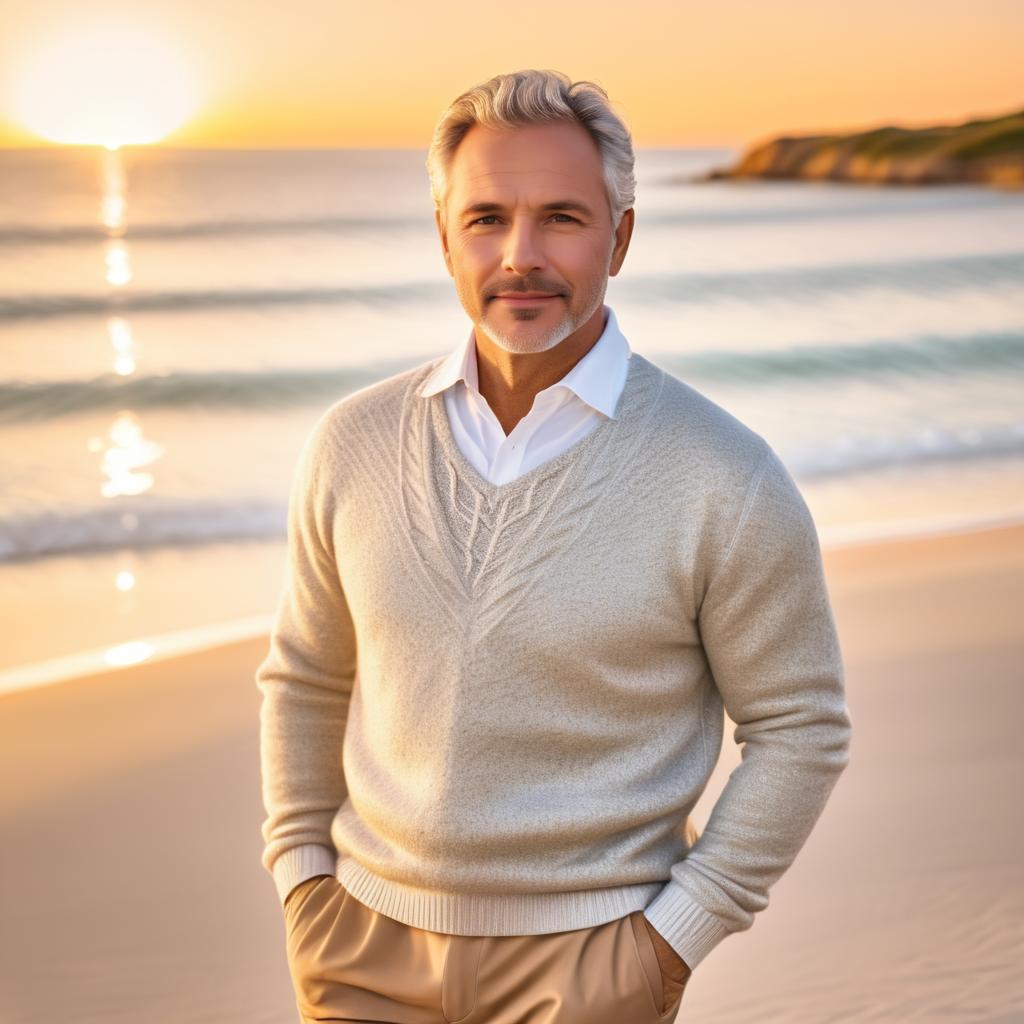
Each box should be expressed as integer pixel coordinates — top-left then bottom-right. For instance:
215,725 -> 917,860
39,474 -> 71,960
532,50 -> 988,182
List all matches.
401,352 -> 664,624
422,351 -> 656,504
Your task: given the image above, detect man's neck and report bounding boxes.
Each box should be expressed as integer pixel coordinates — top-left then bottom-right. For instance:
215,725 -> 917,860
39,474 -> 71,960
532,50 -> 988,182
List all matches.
473,307 -> 607,436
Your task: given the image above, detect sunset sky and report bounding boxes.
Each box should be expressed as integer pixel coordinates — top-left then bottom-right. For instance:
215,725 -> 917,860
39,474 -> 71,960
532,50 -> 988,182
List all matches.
0,0 -> 1020,149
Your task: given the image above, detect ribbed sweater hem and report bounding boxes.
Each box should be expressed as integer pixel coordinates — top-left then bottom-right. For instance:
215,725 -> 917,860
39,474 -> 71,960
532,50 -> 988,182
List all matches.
336,855 -> 666,936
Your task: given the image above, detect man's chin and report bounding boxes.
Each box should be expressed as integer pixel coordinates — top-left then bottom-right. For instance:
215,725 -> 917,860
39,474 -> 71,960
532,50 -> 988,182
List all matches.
477,317 -> 574,355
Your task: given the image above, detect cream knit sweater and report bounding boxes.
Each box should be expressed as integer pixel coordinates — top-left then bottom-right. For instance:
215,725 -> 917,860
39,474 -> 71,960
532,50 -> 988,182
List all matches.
256,351 -> 853,971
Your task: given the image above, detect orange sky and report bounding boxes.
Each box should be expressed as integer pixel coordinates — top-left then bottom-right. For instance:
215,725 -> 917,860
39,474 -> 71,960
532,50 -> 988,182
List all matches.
0,0 -> 1020,149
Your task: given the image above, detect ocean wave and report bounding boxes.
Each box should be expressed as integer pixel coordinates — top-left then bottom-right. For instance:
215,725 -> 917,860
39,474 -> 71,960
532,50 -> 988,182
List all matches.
620,251 -> 1024,304
790,422 -> 1024,480
1,188 -> 1017,246
0,361 -> 412,423
2,431 -> 1023,563
654,328 -> 1024,383
0,497 -> 285,563
2,250 -> 1021,322
0,213 -> 427,245
0,280 -> 446,321
643,189 -> 1024,225
1,329 -> 1020,424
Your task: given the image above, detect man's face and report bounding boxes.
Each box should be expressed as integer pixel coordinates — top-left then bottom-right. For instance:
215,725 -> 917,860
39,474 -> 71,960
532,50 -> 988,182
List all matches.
435,119 -> 631,355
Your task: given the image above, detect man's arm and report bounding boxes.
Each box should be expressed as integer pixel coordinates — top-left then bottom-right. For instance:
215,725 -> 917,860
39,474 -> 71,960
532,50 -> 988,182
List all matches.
643,443 -> 853,970
256,412 -> 357,907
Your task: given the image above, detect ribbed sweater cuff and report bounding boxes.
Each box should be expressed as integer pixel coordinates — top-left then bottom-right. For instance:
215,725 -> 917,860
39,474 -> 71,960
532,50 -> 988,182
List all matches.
642,880 -> 734,971
271,843 -> 337,906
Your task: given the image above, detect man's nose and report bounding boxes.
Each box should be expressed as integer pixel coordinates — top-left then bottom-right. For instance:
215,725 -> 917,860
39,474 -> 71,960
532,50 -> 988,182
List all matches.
501,218 -> 546,277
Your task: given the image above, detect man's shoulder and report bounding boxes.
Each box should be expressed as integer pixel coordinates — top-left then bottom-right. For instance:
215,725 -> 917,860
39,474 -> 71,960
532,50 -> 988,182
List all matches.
636,354 -> 813,550
316,355 -> 444,442
636,353 -> 770,481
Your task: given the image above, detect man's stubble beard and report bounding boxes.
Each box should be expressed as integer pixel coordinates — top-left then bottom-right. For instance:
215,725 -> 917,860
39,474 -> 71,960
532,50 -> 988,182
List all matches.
474,297 -> 585,355
459,249 -> 613,356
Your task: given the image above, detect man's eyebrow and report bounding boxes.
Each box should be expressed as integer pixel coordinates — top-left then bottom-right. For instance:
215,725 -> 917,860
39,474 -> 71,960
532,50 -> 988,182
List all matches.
459,200 -> 595,218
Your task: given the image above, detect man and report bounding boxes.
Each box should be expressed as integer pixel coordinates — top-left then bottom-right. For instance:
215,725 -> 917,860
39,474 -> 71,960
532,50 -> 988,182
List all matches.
257,68 -> 853,1024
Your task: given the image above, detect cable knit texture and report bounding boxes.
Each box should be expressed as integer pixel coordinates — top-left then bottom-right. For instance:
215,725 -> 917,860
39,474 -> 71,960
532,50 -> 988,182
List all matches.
256,351 -> 853,971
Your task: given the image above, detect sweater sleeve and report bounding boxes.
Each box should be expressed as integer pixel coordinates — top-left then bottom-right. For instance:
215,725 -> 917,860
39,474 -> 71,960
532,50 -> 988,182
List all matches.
642,444 -> 853,970
256,413 -> 357,906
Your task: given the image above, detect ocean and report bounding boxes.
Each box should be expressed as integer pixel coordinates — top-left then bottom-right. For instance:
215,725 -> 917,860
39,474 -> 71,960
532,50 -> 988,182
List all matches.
1,145 -> 1022,687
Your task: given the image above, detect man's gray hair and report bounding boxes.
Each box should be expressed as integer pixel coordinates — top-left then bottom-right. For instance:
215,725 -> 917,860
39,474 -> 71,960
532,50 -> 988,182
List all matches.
426,68 -> 636,235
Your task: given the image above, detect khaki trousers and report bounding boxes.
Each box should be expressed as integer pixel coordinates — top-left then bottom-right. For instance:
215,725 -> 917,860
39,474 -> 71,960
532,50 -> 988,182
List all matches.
284,876 -> 687,1023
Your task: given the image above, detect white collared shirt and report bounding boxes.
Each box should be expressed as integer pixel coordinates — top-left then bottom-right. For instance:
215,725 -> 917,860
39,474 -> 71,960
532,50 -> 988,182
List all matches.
419,304 -> 632,485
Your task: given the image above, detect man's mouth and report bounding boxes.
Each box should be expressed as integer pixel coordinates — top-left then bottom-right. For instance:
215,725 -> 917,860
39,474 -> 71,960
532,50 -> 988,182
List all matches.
495,293 -> 561,303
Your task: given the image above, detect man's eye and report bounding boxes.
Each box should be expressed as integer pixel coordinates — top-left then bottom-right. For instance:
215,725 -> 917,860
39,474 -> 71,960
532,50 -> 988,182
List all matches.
470,214 -> 577,226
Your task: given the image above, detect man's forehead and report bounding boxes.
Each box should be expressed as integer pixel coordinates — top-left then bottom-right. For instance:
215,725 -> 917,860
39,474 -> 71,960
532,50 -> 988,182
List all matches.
454,165 -> 589,195
449,167 -> 602,206
457,166 -> 583,185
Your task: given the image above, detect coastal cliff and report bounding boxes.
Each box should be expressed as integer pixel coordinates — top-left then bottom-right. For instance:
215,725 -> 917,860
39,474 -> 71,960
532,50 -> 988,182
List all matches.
697,106 -> 1024,188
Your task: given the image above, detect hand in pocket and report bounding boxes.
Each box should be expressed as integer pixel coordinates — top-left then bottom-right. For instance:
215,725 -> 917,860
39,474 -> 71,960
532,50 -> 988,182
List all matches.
282,874 -> 348,1013
283,875 -> 337,936
641,916 -> 691,1015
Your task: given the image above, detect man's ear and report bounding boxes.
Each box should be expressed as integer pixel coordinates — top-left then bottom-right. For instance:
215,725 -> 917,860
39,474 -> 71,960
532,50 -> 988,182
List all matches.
435,208 -> 453,277
609,207 -> 635,278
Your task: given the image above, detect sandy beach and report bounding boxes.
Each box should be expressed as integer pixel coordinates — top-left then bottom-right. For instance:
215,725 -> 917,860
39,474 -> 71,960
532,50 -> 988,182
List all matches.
1,521 -> 1021,1023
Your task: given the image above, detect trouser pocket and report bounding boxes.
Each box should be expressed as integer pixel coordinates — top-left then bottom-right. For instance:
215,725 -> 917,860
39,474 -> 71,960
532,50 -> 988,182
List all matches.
628,911 -> 674,1019
441,933 -> 485,1023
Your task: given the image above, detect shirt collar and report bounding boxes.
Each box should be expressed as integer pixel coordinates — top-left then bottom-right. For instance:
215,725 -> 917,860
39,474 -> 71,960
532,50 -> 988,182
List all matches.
418,304 -> 632,419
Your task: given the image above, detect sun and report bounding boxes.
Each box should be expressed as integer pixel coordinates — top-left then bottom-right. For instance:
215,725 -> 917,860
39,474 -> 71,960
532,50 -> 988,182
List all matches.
9,24 -> 199,148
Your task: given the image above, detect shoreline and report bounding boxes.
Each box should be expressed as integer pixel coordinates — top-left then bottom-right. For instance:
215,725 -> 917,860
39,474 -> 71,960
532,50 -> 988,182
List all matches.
1,510 -> 1021,699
